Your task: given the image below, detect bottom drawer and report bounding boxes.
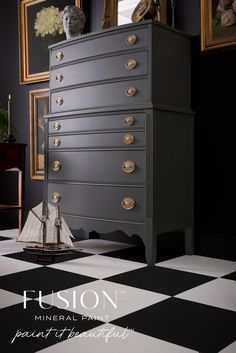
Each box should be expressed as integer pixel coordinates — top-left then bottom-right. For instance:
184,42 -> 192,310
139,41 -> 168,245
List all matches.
48,183 -> 145,222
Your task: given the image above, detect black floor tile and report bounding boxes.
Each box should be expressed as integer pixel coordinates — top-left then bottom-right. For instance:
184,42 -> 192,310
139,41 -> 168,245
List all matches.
111,297 -> 236,352
103,246 -> 147,263
0,267 -> 97,298
1,300 -> 103,353
0,236 -> 12,241
222,271 -> 236,281
106,266 -> 215,295
4,250 -> 92,265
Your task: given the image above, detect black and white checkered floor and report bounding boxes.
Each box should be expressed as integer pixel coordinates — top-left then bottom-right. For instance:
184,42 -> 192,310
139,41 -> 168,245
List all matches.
0,229 -> 236,353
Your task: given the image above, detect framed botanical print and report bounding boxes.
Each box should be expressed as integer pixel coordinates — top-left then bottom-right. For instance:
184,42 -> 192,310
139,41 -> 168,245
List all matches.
19,0 -> 82,84
29,88 -> 49,180
201,0 -> 236,52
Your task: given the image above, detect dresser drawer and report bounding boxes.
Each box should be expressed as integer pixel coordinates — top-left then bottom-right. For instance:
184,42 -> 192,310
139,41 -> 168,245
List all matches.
49,113 -> 145,134
50,27 -> 148,67
51,79 -> 149,113
51,51 -> 148,89
48,150 -> 145,184
49,131 -> 145,149
48,183 -> 145,222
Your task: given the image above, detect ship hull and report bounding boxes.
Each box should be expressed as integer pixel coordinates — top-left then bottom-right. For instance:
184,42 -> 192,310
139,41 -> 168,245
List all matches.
23,246 -> 75,256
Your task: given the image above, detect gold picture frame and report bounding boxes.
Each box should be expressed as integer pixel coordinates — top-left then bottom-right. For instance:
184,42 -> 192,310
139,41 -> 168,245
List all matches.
102,0 -> 167,29
29,88 -> 49,180
18,0 -> 82,84
201,0 -> 236,52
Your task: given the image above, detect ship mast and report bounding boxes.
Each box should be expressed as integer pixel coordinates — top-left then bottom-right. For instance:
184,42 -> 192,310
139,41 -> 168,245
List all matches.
42,200 -> 48,246
55,206 -> 62,248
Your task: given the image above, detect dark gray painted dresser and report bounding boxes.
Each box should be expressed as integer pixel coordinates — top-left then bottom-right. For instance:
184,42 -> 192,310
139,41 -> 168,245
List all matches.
45,20 -> 194,265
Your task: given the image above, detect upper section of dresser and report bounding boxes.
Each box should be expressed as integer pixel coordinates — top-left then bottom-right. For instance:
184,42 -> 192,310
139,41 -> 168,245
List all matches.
49,20 -> 192,114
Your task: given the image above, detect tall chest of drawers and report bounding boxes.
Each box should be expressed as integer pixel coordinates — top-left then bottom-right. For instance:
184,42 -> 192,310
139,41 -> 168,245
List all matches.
45,20 -> 194,265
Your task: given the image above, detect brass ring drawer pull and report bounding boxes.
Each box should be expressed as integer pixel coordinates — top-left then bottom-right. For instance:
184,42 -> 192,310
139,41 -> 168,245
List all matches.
125,59 -> 137,70
53,138 -> 61,147
56,51 -> 64,61
123,116 -> 135,126
53,122 -> 61,131
56,73 -> 63,82
121,160 -> 136,173
126,87 -> 137,97
123,133 -> 135,145
126,34 -> 137,45
52,161 -> 61,172
122,197 -> 136,210
56,97 -> 64,105
51,192 -> 61,203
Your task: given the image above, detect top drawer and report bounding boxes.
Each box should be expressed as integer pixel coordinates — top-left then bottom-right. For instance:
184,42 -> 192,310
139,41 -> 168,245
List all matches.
50,27 -> 148,67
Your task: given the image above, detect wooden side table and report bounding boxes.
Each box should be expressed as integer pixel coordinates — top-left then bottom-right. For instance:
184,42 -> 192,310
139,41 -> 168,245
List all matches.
0,143 -> 27,232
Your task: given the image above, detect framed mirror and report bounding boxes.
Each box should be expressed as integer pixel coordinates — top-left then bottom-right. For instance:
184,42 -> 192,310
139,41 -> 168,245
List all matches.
102,0 -> 167,29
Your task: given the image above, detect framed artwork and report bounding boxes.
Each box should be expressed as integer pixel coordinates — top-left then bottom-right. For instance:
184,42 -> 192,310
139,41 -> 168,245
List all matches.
29,88 -> 49,180
201,0 -> 236,52
19,0 -> 82,84
102,0 -> 167,29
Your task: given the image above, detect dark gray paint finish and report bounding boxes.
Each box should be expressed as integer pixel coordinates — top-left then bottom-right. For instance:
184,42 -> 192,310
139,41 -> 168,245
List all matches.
48,150 -> 146,184
50,51 -> 148,89
48,183 -> 146,222
50,21 -> 191,114
62,214 -> 146,239
46,21 -> 194,265
154,110 -> 194,232
51,79 -> 149,113
50,26 -> 149,67
48,131 -> 145,149
48,112 -> 146,134
151,25 -> 191,109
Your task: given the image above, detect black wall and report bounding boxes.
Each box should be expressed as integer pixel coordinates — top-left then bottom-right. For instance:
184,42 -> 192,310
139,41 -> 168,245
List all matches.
0,0 -> 47,213
0,0 -> 92,224
192,43 -> 236,260
0,0 -> 235,260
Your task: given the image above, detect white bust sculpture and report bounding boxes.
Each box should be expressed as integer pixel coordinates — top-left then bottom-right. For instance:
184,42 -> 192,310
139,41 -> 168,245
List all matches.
62,5 -> 86,39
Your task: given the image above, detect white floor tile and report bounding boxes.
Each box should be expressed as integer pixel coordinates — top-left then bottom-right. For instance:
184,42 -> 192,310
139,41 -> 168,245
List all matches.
37,323 -> 197,353
49,255 -> 146,279
156,255 -> 236,277
176,278 -> 236,312
218,341 -> 236,353
0,289 -> 25,309
73,239 -> 133,254
0,228 -> 19,239
0,239 -> 24,255
0,256 -> 41,276
40,279 -> 169,322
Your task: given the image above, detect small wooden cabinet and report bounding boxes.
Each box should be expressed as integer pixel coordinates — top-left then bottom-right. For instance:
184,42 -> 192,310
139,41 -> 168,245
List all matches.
0,143 -> 26,232
46,20 -> 194,265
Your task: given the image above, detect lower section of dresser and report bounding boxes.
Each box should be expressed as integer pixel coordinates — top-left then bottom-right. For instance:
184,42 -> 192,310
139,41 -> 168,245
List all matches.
56,213 -> 193,266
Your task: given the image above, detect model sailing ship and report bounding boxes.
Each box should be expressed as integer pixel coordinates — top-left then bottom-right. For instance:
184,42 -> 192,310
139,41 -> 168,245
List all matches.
18,200 -> 75,255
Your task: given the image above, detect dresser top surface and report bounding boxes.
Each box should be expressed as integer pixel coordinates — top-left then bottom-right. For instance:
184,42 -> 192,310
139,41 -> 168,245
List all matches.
49,19 -> 191,50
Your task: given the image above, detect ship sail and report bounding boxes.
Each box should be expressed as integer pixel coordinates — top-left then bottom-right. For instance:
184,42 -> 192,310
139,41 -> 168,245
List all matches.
18,202 -> 74,247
